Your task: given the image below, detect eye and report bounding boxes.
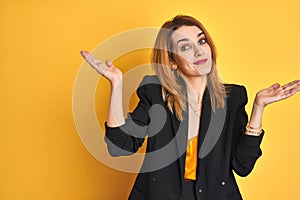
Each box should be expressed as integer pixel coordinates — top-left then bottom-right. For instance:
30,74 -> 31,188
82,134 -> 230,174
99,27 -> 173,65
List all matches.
181,44 -> 192,51
199,38 -> 207,45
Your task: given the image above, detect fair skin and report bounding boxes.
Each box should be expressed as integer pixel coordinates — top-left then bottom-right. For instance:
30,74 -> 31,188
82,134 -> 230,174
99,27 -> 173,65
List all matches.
171,25 -> 212,106
80,25 -> 300,135
80,52 -> 124,127
171,25 -> 300,135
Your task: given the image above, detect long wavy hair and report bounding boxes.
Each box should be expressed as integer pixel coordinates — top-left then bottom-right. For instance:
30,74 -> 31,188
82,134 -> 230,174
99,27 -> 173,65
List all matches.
152,15 -> 226,121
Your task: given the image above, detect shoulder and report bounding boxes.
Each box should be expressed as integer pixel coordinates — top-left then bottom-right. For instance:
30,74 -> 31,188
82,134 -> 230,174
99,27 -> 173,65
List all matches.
224,84 -> 248,105
141,75 -> 160,84
225,83 -> 246,91
225,84 -> 247,97
136,75 -> 162,100
139,75 -> 161,89
139,75 -> 161,87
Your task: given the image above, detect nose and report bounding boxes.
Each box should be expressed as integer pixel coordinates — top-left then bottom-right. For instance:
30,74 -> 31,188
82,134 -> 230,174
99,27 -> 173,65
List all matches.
194,45 -> 204,57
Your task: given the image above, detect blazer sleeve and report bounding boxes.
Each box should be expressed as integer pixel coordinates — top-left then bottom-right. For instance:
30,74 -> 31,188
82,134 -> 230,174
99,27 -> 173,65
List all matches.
230,85 -> 264,177
104,76 -> 153,157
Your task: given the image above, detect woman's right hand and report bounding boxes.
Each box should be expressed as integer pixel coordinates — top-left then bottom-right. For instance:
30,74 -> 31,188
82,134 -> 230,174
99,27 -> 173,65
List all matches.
80,51 -> 122,85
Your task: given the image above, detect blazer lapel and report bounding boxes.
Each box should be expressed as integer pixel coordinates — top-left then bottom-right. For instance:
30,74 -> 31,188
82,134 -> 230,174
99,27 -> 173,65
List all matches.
197,87 -> 227,159
198,88 -> 212,150
170,107 -> 188,184
169,76 -> 189,184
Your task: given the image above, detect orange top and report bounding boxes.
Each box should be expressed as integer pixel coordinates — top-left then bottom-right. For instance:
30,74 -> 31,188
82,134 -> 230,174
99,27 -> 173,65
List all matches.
184,135 -> 198,180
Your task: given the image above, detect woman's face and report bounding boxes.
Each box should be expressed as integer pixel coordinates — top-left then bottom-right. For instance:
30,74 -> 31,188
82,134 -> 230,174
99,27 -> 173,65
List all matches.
171,25 -> 212,77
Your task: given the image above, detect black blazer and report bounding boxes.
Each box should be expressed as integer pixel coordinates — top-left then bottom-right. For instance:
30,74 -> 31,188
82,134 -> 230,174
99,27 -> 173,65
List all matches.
105,75 -> 264,200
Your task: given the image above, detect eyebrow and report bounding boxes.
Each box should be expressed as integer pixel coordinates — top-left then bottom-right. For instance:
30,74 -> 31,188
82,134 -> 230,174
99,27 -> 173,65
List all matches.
176,32 -> 205,44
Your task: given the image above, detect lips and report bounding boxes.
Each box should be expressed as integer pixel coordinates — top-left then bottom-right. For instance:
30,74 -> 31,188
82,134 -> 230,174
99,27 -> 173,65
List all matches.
194,59 -> 208,65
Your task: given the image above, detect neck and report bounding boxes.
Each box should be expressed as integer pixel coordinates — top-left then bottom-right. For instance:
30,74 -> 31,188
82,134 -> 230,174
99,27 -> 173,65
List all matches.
180,73 -> 207,103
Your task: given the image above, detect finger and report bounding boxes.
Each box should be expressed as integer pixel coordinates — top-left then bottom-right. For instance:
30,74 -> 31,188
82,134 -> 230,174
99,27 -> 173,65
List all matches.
280,84 -> 300,99
272,83 -> 281,89
290,84 -> 300,94
95,63 -> 107,75
85,53 -> 102,67
280,81 -> 300,95
268,83 -> 280,91
273,80 -> 300,94
282,80 -> 300,90
106,60 -> 113,67
99,60 -> 115,77
80,50 -> 89,58
82,52 -> 107,74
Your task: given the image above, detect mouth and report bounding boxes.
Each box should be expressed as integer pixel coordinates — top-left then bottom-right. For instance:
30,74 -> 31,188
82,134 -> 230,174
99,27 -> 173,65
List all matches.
194,59 -> 208,65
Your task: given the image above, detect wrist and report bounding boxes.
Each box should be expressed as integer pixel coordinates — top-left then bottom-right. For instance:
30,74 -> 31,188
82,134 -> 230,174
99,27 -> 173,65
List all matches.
254,96 -> 265,108
110,79 -> 122,89
245,122 -> 263,136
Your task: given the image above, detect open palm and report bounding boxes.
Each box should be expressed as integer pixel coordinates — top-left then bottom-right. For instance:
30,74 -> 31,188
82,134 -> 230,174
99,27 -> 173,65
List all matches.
80,51 -> 122,84
255,80 -> 300,107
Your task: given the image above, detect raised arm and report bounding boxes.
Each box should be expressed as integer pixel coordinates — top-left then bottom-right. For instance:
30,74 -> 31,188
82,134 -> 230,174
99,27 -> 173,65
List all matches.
80,51 -> 125,127
247,80 -> 300,136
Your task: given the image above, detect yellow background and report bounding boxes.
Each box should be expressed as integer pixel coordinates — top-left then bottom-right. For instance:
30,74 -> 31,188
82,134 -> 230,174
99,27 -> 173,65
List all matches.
1,0 -> 300,199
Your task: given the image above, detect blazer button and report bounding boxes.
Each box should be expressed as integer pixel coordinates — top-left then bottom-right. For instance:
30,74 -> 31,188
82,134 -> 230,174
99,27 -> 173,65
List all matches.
151,176 -> 157,182
198,188 -> 203,193
221,181 -> 226,186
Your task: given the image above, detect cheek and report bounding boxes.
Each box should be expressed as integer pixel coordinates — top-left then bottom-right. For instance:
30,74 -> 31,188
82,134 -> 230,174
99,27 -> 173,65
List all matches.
174,55 -> 187,67
204,45 -> 212,57
176,51 -> 194,63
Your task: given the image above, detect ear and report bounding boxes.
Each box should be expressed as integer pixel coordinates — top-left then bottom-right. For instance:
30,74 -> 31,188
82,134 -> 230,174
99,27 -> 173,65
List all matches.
171,62 -> 178,70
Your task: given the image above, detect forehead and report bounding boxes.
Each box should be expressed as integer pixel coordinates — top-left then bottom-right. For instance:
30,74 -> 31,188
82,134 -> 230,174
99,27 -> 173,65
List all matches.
172,25 -> 204,41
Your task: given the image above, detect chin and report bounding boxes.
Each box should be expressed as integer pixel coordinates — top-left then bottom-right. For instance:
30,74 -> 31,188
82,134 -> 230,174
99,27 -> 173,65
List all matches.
198,66 -> 212,76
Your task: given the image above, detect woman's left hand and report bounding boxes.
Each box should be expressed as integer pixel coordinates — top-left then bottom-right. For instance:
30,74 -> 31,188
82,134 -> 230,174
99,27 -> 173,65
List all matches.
254,80 -> 300,108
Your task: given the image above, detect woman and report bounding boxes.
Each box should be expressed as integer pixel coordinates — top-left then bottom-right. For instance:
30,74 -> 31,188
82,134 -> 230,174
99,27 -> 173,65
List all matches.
80,15 -> 300,200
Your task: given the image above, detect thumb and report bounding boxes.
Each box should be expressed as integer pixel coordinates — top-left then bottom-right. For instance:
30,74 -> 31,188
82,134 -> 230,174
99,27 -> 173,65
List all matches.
106,60 -> 114,67
269,83 -> 280,90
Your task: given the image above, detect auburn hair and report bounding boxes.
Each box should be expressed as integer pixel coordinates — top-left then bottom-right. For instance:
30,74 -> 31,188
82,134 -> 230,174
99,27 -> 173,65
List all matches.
151,15 -> 226,120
